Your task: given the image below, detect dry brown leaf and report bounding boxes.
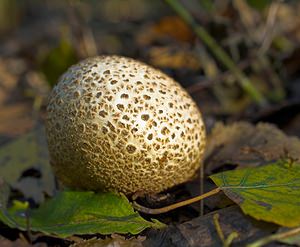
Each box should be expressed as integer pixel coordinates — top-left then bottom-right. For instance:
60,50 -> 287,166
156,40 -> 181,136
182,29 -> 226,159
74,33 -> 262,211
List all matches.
148,46 -> 201,70
137,16 -> 194,45
204,122 -> 300,174
144,206 -> 277,247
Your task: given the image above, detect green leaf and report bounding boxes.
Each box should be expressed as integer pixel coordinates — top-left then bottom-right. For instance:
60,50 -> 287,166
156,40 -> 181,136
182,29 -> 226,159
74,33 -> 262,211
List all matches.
0,182 -> 164,237
210,161 -> 300,227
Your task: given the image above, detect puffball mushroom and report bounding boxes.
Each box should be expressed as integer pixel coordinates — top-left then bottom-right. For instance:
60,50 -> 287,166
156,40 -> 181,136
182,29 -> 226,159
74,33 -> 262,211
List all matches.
46,55 -> 206,195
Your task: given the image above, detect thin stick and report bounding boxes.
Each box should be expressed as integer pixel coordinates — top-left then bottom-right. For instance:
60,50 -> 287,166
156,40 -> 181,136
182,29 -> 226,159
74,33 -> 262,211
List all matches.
133,187 -> 221,214
164,0 -> 266,106
199,164 -> 204,216
247,226 -> 300,247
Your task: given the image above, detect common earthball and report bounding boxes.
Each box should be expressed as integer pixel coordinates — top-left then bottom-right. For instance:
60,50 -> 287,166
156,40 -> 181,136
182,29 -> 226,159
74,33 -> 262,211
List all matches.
45,55 -> 206,195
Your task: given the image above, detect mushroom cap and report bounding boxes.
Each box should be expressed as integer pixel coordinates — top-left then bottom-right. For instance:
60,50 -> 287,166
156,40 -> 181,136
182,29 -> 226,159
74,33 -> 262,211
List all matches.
46,56 -> 206,195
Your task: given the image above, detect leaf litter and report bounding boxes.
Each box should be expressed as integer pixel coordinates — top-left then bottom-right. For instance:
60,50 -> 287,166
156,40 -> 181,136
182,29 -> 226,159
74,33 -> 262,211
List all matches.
141,122 -> 300,245
0,179 -> 164,237
1,122 -> 300,242
204,122 -> 300,174
144,206 -> 277,247
0,1 -> 300,246
0,126 -> 55,203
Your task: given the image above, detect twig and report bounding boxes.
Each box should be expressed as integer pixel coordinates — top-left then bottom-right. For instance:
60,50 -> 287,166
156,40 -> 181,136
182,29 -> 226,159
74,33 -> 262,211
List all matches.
247,226 -> 300,247
164,0 -> 267,106
199,164 -> 204,216
133,187 -> 221,214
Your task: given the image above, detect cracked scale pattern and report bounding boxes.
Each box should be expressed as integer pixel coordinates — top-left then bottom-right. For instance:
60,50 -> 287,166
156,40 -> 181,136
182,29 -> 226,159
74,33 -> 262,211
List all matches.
46,55 -> 206,195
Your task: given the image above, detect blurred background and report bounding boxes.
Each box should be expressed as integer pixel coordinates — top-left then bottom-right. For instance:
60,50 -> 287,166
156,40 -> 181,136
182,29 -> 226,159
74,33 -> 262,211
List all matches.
0,0 -> 300,144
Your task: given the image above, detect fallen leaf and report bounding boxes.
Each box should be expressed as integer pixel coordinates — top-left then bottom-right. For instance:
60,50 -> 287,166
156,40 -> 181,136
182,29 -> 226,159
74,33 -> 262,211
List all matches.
0,181 -> 164,237
144,206 -> 277,247
210,161 -> 300,227
137,16 -> 194,45
0,127 -> 55,202
204,122 -> 300,174
148,46 -> 201,70
14,177 -> 49,204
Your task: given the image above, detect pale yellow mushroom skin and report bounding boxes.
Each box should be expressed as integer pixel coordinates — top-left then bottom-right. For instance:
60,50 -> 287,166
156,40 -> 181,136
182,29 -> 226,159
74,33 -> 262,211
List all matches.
46,56 -> 206,195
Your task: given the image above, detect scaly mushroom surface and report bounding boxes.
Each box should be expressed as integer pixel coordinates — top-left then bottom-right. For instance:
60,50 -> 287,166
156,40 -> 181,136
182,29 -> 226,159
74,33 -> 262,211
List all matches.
46,55 -> 206,195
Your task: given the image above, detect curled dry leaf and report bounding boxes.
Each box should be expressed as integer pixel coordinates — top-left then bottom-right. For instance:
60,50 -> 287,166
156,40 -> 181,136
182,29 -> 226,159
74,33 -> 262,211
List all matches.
204,122 -> 300,174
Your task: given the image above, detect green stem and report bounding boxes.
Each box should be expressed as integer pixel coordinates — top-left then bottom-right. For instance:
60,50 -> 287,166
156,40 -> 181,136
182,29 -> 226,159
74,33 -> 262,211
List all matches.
165,0 -> 267,106
213,213 -> 239,247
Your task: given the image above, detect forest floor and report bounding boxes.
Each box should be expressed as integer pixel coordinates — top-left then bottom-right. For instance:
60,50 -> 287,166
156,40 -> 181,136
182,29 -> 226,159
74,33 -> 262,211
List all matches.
1,1 -> 300,246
